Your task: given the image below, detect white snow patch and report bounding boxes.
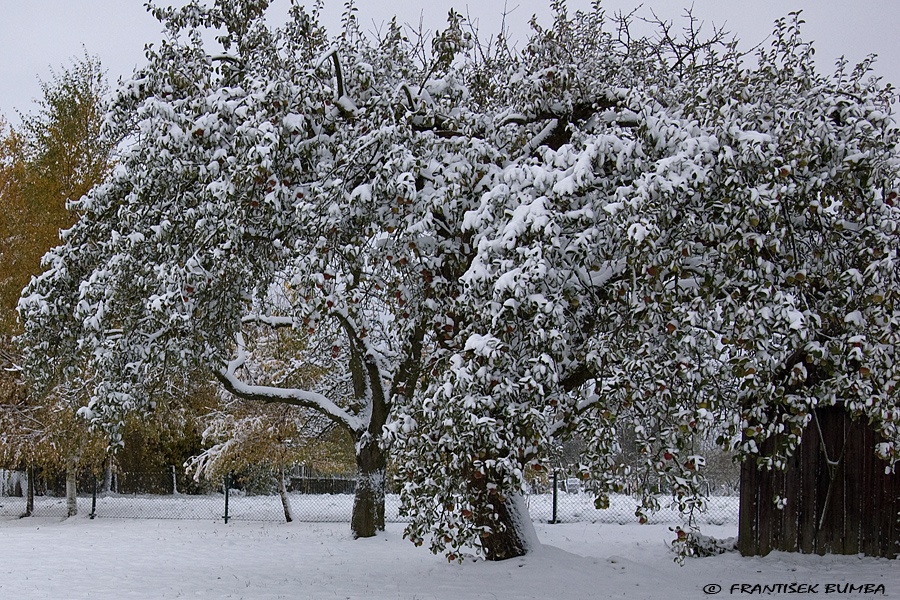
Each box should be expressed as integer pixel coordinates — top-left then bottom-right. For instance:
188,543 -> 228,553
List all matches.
843,310 -> 865,326
0,517 -> 889,599
464,333 -> 502,356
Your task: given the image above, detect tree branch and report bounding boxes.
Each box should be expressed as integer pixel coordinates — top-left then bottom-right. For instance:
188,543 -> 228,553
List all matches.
215,333 -> 364,433
332,311 -> 390,435
501,96 -> 634,154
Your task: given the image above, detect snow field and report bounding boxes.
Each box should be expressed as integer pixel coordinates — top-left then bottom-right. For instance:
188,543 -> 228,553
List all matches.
0,517 -> 895,600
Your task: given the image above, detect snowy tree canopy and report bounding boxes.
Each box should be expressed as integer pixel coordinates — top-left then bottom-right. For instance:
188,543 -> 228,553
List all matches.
17,0 -> 508,543
16,1 -> 900,560
390,10 -> 900,558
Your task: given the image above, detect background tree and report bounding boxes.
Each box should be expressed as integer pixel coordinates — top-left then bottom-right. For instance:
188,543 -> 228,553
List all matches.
0,54 -> 111,335
107,377 -> 215,490
186,322 -> 356,521
0,55 -> 114,515
187,400 -> 355,522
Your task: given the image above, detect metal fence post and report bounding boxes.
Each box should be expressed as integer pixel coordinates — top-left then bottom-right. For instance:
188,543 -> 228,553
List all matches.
551,470 -> 558,524
223,473 -> 230,524
90,474 -> 97,519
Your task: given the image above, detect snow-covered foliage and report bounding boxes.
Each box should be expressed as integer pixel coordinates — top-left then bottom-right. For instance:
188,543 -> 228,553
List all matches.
391,9 -> 900,559
16,0 -> 502,543
16,0 -> 899,560
185,397 -> 351,482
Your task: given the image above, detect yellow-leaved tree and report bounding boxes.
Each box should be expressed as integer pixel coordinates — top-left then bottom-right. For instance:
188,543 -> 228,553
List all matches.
0,55 -> 113,516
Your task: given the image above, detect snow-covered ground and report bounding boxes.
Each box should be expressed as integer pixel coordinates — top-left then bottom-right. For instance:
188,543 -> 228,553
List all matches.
0,516 -> 895,599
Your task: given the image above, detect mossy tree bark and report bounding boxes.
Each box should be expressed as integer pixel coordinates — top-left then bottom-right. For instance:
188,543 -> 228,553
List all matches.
478,493 -> 536,561
351,435 -> 386,538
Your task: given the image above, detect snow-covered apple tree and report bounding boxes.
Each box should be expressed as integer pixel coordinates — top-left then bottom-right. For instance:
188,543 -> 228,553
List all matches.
18,0 -> 500,540
391,2 -> 733,560
16,0 -> 899,562
392,9 -> 900,560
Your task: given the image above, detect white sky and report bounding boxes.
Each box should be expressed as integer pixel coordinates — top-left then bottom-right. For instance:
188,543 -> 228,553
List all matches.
1,1 -> 898,122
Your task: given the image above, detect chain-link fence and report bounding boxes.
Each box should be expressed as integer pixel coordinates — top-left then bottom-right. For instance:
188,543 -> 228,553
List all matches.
525,490 -> 739,525
1,468 -> 739,525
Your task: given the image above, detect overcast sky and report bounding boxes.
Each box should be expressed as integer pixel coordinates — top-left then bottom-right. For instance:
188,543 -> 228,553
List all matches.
2,1 -> 898,123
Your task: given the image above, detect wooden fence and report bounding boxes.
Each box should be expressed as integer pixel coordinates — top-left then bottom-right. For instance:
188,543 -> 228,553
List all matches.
738,405 -> 899,558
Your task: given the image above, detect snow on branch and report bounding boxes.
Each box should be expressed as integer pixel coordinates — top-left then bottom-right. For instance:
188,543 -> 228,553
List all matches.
241,314 -> 296,329
313,46 -> 360,118
210,54 -> 243,65
520,119 -> 558,157
397,82 -> 417,112
216,333 -> 364,433
0,347 -> 22,372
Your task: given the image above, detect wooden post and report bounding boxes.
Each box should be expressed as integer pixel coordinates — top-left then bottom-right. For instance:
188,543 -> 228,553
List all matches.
223,473 -> 231,524
90,474 -> 97,519
24,463 -> 34,517
551,470 -> 558,524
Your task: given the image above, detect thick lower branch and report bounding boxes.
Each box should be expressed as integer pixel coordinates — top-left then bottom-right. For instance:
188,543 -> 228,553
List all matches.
333,312 -> 390,436
214,368 -> 363,433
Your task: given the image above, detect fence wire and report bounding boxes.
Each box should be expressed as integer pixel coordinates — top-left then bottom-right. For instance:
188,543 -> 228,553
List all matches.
1,469 -> 739,526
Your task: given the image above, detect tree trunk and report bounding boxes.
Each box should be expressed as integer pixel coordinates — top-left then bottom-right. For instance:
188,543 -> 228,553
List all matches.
23,464 -> 34,517
102,461 -> 113,493
480,493 -> 538,561
279,464 -> 293,523
65,460 -> 78,517
351,435 -> 386,538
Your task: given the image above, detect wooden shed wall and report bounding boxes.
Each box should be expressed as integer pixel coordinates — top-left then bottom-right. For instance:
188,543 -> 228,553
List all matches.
738,405 -> 899,558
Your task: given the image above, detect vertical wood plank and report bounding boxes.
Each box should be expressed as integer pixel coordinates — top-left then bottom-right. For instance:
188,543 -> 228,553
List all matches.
781,438 -> 801,553
757,447 -> 774,556
843,417 -> 862,555
892,461 -> 900,559
876,424 -> 895,558
738,455 -> 759,556
799,412 -> 819,554
815,408 -> 835,555
861,418 -> 878,556
824,407 -> 846,554
875,452 -> 887,557
770,462 -> 784,552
